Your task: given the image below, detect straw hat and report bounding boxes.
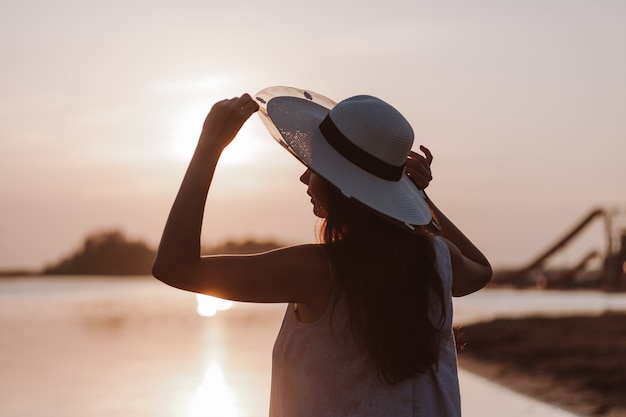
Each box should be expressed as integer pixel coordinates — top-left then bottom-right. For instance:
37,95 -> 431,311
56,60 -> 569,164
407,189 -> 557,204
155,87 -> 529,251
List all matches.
255,86 -> 432,229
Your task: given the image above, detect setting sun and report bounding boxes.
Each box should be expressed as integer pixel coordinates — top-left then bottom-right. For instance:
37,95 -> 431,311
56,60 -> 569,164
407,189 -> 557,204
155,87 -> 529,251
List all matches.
169,101 -> 266,167
169,101 -> 209,160
196,294 -> 233,317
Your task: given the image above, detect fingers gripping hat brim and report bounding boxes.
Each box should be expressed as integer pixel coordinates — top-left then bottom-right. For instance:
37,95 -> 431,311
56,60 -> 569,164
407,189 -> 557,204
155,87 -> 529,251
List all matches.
255,86 -> 432,228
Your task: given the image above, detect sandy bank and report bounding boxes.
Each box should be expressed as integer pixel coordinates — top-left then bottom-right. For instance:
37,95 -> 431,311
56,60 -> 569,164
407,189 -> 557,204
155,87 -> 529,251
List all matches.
455,312 -> 626,417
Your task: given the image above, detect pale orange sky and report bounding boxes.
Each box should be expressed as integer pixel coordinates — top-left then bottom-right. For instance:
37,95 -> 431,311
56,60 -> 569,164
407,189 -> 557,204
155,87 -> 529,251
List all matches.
1,0 -> 625,270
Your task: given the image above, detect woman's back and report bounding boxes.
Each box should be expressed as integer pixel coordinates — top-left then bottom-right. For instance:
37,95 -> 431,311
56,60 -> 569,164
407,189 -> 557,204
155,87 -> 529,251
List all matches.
269,236 -> 460,417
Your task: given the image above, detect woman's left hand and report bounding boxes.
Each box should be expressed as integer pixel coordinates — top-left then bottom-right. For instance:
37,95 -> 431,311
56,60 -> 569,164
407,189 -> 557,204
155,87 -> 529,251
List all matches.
406,145 -> 433,190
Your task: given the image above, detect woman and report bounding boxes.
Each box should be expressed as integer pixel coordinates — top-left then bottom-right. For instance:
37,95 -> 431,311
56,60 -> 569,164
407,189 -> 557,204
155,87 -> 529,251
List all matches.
153,87 -> 492,416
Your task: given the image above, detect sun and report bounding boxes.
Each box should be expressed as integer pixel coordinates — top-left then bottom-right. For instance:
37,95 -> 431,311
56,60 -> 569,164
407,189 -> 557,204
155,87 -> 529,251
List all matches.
169,101 -> 265,167
196,294 -> 233,317
169,101 -> 206,160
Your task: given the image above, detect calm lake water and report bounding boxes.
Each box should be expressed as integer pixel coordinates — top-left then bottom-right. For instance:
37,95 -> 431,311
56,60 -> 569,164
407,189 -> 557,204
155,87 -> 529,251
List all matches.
1,276 -> 625,417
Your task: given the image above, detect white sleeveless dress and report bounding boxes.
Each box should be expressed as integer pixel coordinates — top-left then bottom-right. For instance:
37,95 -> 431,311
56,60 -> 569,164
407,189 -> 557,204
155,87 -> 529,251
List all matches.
269,237 -> 460,417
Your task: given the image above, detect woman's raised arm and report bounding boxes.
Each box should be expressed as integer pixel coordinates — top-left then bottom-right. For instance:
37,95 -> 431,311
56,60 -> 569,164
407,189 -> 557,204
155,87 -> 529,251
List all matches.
152,95 -> 259,281
152,95 -> 330,305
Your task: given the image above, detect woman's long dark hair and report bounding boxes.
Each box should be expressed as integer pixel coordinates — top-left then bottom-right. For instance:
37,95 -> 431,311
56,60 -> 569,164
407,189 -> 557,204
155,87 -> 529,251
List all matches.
321,181 -> 446,384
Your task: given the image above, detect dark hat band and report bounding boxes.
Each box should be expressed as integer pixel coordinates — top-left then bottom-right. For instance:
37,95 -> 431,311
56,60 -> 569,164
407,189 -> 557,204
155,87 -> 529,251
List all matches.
319,114 -> 404,181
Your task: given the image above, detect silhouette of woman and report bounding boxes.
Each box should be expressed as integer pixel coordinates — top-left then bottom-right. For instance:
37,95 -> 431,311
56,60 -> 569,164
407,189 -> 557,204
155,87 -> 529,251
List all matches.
153,87 -> 492,416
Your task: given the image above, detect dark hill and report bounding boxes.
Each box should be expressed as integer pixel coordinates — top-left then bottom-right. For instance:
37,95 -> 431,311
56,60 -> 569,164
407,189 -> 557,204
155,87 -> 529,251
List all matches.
44,230 -> 155,275
43,230 -> 285,276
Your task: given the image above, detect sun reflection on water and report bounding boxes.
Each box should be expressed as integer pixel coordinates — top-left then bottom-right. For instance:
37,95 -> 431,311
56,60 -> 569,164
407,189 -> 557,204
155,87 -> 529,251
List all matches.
195,294 -> 233,317
187,361 -> 238,417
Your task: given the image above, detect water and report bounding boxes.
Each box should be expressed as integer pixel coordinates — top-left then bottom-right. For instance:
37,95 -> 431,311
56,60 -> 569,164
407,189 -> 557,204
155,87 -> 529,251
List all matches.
1,276 -> 625,417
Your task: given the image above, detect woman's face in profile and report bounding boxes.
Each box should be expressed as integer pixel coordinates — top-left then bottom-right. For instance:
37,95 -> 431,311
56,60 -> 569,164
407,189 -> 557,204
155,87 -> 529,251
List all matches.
300,169 -> 329,218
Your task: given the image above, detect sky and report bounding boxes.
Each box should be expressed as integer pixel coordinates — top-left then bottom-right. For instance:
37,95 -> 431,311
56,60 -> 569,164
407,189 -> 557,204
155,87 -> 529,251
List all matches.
1,0 -> 625,271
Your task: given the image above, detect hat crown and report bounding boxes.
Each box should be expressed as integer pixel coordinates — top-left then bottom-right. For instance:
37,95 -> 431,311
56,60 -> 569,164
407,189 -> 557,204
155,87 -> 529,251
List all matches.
329,95 -> 414,166
255,85 -> 433,227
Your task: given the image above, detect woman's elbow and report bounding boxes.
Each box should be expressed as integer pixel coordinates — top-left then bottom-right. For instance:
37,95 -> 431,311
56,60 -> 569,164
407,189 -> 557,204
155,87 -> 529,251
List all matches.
152,259 -> 176,286
452,264 -> 493,297
152,256 -> 189,289
476,264 -> 493,291
152,254 -> 209,295
151,258 -> 166,280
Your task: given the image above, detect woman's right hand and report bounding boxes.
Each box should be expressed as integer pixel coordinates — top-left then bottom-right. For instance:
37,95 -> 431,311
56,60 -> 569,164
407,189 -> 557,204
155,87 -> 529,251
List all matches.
199,93 -> 259,151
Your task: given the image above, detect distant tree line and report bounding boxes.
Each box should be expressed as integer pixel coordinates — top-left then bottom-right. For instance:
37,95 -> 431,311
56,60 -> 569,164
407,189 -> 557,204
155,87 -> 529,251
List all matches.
44,230 -> 156,275
43,229 -> 285,276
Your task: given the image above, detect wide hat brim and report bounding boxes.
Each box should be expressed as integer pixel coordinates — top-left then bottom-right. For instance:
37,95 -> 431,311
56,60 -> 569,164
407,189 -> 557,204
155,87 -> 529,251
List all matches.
255,86 -> 432,229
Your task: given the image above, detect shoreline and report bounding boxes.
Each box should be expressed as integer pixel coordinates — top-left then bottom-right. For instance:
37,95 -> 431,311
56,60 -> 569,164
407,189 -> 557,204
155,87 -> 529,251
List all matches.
455,313 -> 626,417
